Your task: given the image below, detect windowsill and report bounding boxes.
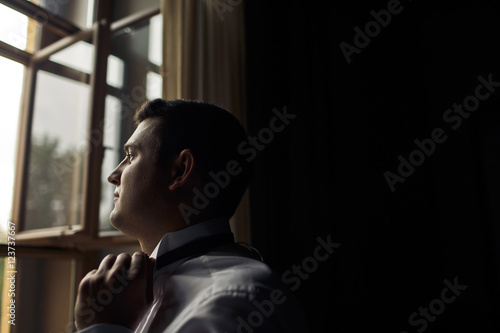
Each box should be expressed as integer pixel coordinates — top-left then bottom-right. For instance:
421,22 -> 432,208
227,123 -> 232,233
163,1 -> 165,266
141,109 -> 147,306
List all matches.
15,227 -> 137,249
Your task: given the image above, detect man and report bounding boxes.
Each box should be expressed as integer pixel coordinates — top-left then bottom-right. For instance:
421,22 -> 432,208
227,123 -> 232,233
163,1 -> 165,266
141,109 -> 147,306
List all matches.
74,99 -> 309,332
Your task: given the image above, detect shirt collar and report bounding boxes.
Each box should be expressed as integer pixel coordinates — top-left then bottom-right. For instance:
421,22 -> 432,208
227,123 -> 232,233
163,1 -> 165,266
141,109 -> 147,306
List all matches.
149,216 -> 232,259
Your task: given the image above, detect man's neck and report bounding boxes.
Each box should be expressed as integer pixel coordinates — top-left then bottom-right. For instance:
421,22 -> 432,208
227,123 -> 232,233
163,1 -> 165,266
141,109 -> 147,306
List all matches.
140,240 -> 159,257
139,214 -> 226,255
138,219 -> 186,255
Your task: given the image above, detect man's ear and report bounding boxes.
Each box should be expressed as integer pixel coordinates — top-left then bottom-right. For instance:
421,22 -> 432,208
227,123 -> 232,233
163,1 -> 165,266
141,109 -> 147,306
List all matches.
169,149 -> 196,190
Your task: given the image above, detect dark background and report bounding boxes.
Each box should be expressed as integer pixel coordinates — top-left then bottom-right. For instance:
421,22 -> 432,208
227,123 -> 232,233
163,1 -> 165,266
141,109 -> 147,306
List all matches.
244,1 -> 500,332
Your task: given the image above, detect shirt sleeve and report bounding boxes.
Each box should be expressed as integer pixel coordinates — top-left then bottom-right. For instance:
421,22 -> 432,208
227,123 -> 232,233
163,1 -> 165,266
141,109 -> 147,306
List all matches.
170,290 -> 310,333
77,324 -> 134,333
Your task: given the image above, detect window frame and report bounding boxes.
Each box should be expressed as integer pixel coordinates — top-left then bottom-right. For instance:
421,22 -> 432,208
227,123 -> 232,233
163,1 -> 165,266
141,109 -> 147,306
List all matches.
0,0 -> 160,247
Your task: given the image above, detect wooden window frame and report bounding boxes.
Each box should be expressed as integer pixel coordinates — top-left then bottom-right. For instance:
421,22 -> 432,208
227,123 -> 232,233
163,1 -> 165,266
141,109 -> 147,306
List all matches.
0,0 -> 160,248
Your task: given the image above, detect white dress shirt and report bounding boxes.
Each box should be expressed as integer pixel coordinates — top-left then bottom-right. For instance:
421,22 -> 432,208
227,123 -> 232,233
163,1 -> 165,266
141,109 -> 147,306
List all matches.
78,217 -> 310,332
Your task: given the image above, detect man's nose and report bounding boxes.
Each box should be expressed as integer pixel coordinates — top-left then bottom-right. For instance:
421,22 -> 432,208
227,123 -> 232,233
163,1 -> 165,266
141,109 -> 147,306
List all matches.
107,164 -> 122,185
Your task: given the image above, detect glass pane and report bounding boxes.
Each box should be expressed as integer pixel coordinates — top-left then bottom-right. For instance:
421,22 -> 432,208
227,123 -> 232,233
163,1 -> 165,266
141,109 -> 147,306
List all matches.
107,55 -> 124,89
111,0 -> 159,22
13,256 -> 75,332
99,95 -> 122,231
49,40 -> 94,74
148,14 -> 162,67
110,12 -> 162,73
0,3 -> 38,53
24,70 -> 90,230
146,71 -> 162,100
0,257 -> 10,330
0,57 -> 24,240
30,0 -> 95,29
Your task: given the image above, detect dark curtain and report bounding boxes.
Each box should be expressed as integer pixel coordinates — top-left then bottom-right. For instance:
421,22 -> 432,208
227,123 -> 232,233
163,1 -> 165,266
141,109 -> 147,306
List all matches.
245,1 -> 500,332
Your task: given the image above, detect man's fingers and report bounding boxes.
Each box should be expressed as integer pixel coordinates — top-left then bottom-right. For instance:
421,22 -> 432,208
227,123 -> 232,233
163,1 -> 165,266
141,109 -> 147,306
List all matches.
128,252 -> 146,280
112,253 -> 132,272
116,253 -> 132,267
78,269 -> 98,294
97,254 -> 117,273
105,253 -> 131,284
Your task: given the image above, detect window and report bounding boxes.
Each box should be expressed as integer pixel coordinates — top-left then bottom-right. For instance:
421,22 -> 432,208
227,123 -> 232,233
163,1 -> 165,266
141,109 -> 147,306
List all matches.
0,3 -> 36,52
0,1 -> 161,331
0,56 -> 24,238
25,69 -> 90,231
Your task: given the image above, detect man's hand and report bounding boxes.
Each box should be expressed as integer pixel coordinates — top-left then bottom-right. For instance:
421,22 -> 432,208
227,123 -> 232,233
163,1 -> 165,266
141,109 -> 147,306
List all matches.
74,252 -> 155,331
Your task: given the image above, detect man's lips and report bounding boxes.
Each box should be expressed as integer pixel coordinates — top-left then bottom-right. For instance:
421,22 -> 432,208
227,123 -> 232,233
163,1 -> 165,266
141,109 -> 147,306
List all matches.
113,191 -> 119,201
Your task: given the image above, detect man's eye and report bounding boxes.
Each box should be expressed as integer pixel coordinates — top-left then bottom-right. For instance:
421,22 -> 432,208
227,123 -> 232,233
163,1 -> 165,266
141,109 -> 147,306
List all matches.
125,153 -> 135,161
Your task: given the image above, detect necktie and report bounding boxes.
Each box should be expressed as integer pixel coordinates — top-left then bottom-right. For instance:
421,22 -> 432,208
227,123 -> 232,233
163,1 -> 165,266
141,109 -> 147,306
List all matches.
155,232 -> 235,270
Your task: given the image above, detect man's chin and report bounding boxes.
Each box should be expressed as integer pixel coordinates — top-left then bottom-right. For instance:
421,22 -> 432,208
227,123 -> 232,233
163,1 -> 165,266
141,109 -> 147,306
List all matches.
109,211 -> 124,231
109,213 -> 139,239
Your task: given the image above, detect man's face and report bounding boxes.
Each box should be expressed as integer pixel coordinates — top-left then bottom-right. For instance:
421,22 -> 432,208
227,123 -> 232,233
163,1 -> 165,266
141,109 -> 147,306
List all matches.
107,118 -> 170,236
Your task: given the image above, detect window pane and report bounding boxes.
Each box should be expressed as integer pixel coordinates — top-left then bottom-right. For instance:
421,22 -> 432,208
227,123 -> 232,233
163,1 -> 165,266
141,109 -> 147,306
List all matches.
111,1 -> 159,22
107,55 -> 125,89
29,0 -> 95,29
0,257 -> 11,330
146,71 -> 162,100
99,95 -> 122,231
0,57 -> 24,239
148,14 -> 162,67
24,71 -> 90,230
49,40 -> 94,74
13,256 -> 75,332
110,12 -> 161,73
0,3 -> 38,53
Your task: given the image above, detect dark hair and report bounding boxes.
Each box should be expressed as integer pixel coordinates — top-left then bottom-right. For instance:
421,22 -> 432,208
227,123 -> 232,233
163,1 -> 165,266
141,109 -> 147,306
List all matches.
134,99 -> 252,216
